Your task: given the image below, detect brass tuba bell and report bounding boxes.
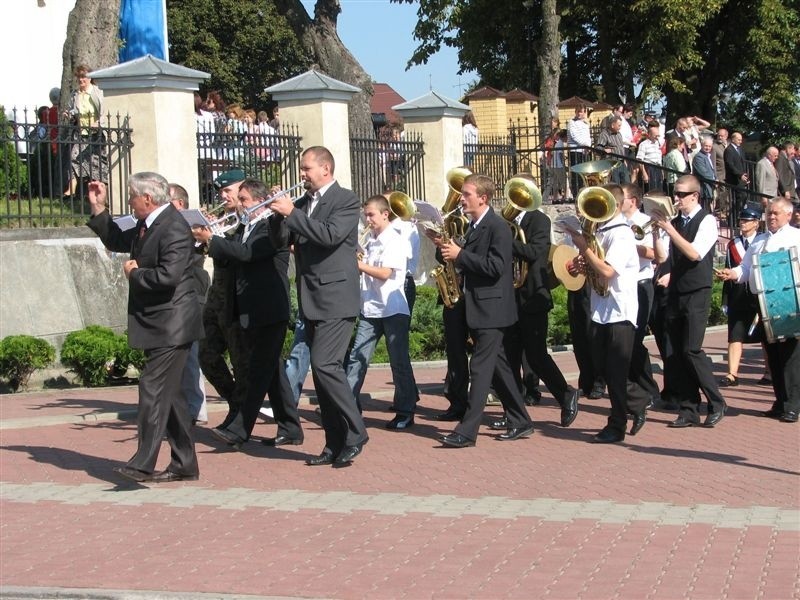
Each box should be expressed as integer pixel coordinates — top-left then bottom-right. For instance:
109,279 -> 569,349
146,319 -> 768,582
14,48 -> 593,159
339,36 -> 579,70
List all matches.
500,176 -> 542,288
569,159 -> 620,189
442,166 -> 473,213
575,185 -> 618,297
388,190 -> 417,221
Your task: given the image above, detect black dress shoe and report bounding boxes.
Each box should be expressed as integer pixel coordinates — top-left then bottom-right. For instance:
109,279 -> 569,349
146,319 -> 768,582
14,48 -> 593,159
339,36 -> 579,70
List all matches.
262,435 -> 303,446
630,412 -> 646,435
439,432 -> 475,448
386,414 -> 415,430
588,384 -> 605,400
489,417 -> 508,430
780,411 -> 799,423
113,466 -> 152,482
524,391 -> 541,406
498,425 -> 534,440
334,444 -> 364,466
211,427 -> 246,449
762,408 -> 782,419
150,470 -> 199,483
703,404 -> 727,428
561,388 -> 579,427
668,416 -> 699,428
593,428 -> 624,443
435,409 -> 465,421
305,451 -> 335,466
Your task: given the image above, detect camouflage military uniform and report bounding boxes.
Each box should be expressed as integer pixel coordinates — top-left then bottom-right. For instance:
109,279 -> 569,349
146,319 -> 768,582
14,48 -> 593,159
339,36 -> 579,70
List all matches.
198,249 -> 251,427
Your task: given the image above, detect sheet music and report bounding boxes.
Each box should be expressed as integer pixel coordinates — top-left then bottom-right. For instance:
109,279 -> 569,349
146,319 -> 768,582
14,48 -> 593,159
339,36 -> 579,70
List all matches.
113,214 -> 137,231
180,209 -> 210,228
552,214 -> 582,235
413,201 -> 444,225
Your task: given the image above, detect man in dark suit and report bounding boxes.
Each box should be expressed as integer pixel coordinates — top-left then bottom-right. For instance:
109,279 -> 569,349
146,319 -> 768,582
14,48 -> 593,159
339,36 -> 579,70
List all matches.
724,132 -> 750,214
435,174 -> 534,447
270,146 -> 368,467
501,175 -> 579,429
87,173 -> 203,483
776,142 -> 798,202
692,135 -> 718,210
192,178 -> 302,449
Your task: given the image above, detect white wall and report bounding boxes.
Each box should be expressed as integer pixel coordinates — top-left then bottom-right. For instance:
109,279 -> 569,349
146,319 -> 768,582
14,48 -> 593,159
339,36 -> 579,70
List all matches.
0,0 -> 77,112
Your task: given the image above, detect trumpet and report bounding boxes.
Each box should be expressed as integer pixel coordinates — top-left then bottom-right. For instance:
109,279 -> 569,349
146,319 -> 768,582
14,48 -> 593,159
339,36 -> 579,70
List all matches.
206,211 -> 241,236
240,181 -> 307,226
632,196 -> 679,240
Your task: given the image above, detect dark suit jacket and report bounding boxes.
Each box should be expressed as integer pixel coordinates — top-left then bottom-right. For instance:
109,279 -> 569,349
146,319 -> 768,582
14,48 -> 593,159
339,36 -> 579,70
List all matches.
692,150 -> 717,200
724,144 -> 747,186
513,210 -> 553,314
285,181 -> 361,320
455,207 -> 517,330
207,217 -> 290,329
776,152 -> 798,200
88,204 -> 203,350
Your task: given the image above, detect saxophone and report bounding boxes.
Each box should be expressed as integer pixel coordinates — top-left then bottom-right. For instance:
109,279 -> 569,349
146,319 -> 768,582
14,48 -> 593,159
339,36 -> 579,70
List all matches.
430,167 -> 472,307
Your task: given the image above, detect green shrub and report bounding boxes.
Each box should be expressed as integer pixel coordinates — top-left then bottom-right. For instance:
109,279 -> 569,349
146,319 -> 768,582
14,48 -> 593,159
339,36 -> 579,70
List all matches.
60,325 -> 141,387
0,335 -> 55,392
0,108 -> 28,196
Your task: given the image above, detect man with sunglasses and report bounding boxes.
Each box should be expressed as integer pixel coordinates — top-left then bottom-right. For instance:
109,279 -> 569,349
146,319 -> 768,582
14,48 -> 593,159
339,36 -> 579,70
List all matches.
651,175 -> 727,428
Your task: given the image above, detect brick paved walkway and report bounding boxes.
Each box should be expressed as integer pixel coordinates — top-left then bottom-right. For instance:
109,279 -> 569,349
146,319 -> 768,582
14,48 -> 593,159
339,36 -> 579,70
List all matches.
1,328 -> 798,600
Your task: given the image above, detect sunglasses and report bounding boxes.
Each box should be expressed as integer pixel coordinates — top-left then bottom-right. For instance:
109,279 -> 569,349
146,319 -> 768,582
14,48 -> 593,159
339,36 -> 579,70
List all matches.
673,190 -> 697,198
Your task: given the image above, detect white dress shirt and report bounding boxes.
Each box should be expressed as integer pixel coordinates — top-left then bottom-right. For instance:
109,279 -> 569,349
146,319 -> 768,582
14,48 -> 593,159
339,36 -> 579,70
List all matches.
360,226 -> 410,318
732,223 -> 800,289
590,214 -> 640,326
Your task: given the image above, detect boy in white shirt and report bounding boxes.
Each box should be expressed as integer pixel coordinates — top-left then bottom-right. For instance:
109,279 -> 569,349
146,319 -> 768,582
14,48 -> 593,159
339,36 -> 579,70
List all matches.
346,195 -> 418,430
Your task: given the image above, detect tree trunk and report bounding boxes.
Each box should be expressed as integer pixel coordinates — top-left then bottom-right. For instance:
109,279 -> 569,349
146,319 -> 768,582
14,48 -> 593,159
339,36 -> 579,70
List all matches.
274,0 -> 374,134
538,0 -> 561,144
60,0 -> 122,113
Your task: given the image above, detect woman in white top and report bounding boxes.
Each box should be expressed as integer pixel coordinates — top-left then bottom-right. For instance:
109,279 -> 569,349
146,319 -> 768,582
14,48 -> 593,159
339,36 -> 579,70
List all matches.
463,111 -> 479,167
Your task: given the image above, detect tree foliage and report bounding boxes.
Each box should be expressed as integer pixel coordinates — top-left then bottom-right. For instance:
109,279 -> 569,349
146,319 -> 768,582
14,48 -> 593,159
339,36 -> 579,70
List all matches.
167,0 -> 310,110
397,0 -> 799,139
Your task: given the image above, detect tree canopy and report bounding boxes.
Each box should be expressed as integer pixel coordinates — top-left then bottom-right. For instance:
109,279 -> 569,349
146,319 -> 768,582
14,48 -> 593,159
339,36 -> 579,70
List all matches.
397,0 -> 800,140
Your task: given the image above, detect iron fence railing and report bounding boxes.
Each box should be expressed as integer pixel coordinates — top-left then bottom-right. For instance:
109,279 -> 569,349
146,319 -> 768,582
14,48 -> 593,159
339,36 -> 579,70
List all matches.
197,123 -> 302,208
1,108 -> 133,227
350,130 -> 425,201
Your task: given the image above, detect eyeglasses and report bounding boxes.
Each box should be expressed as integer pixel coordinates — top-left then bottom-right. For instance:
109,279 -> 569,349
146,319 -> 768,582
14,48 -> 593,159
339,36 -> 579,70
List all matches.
673,190 -> 697,198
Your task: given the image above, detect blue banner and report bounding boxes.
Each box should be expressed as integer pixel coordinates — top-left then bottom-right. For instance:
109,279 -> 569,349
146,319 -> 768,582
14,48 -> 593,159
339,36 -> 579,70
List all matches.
119,0 -> 167,62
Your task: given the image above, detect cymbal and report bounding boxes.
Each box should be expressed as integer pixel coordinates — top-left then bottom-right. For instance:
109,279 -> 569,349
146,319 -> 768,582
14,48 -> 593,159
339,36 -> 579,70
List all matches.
552,244 -> 585,291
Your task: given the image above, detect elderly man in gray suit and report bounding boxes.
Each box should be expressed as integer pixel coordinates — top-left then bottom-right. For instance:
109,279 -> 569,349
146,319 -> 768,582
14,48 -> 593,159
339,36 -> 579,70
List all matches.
87,173 -> 203,483
271,146 -> 368,467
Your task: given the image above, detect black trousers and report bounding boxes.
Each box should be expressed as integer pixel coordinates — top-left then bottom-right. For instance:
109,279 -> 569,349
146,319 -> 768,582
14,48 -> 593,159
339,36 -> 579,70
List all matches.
442,302 -> 469,414
765,337 -> 799,415
225,320 -> 302,442
631,279 -> 659,400
454,326 -> 532,442
592,322 -> 647,435
128,343 -> 198,476
568,287 -> 599,394
665,288 -> 726,419
508,310 -> 569,404
650,280 -> 680,402
306,317 -> 367,456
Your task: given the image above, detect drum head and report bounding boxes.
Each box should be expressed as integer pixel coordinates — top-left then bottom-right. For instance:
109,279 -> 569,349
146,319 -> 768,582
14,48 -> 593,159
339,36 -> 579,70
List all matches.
552,244 -> 585,292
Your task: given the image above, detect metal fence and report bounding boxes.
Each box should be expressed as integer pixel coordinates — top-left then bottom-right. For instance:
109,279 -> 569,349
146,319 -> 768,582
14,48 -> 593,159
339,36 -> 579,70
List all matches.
197,122 -> 303,207
350,130 -> 425,201
1,108 -> 133,227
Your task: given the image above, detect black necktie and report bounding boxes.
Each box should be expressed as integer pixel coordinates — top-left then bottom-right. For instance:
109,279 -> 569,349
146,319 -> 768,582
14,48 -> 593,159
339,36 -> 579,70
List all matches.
137,220 -> 147,239
743,238 -> 749,251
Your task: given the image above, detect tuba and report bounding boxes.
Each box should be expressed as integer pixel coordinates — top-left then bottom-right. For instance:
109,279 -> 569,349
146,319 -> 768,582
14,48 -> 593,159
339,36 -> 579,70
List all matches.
576,186 -> 617,297
500,176 -> 542,288
429,167 -> 472,308
569,159 -> 620,188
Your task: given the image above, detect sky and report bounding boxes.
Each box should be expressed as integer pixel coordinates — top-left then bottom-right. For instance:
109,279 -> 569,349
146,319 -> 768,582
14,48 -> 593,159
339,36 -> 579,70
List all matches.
301,0 -> 477,103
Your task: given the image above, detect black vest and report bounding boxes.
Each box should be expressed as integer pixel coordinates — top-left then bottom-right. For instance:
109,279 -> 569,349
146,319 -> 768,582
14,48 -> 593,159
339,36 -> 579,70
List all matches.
669,208 -> 714,294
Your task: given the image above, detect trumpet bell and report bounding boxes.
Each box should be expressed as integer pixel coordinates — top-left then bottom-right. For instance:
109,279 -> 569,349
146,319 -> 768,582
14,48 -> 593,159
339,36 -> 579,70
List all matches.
569,159 -> 620,188
577,186 -> 617,223
443,166 -> 472,213
388,191 -> 417,221
551,244 -> 585,291
501,176 -> 542,221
